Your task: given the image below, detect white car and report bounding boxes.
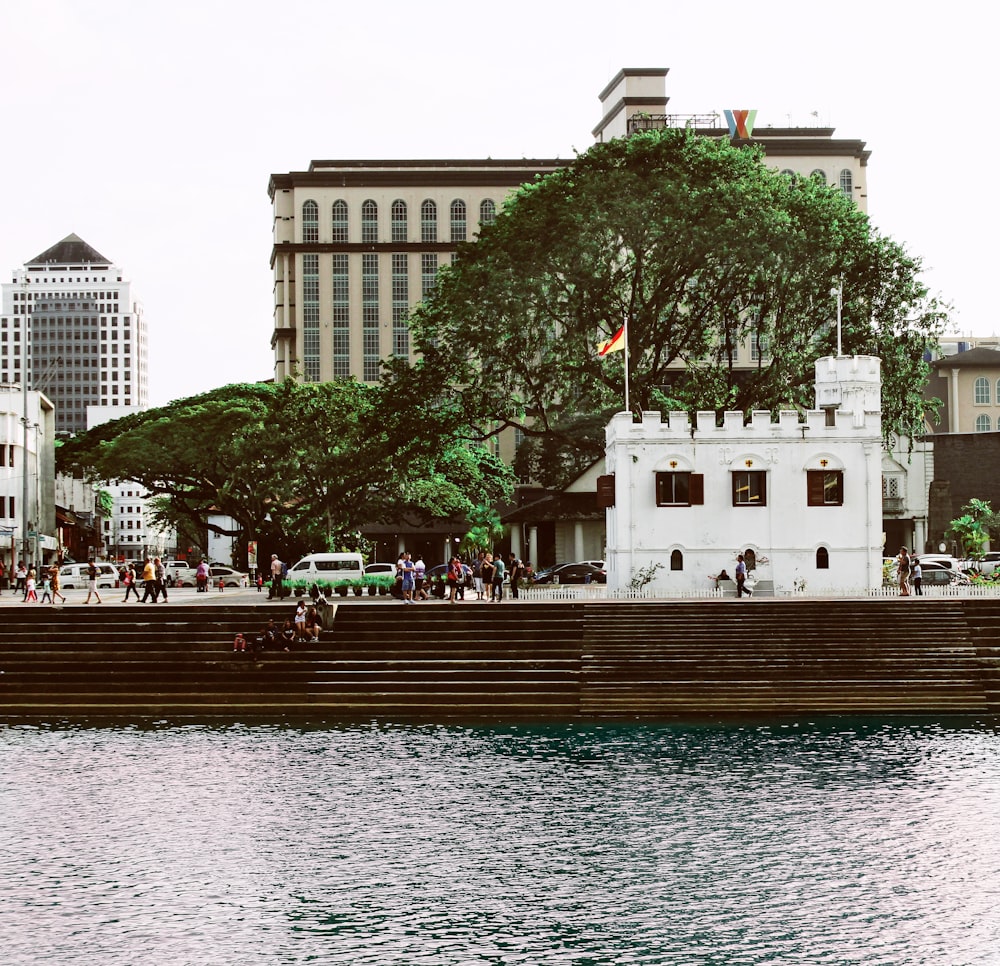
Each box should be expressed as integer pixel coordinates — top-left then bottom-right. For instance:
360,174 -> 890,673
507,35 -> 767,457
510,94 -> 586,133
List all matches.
175,566 -> 246,588
58,562 -> 119,589
969,551 -> 1000,576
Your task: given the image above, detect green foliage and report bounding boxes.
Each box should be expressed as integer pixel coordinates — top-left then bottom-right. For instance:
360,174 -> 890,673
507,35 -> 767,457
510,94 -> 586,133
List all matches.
460,504 -> 504,555
390,128 -> 948,466
628,561 -> 664,592
56,380 -> 515,559
96,488 -> 114,517
947,499 -> 997,560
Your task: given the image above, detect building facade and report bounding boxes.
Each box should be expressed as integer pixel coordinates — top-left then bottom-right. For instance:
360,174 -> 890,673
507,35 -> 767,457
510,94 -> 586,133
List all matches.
0,384 -> 56,568
0,234 -> 149,435
603,356 -> 884,594
269,68 -> 871,391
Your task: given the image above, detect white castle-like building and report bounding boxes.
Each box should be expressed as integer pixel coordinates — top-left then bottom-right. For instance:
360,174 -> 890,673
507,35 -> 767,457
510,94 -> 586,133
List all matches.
603,355 -> 884,595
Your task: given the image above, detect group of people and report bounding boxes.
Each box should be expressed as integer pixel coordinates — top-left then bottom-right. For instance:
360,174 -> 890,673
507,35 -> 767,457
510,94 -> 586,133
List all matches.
394,550 -> 526,604
896,547 -> 924,596
6,561 -> 68,605
119,558 -> 173,603
233,601 -> 324,654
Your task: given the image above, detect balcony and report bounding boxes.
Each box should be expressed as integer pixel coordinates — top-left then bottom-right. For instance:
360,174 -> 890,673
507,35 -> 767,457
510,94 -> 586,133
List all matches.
627,113 -> 721,135
882,497 -> 905,516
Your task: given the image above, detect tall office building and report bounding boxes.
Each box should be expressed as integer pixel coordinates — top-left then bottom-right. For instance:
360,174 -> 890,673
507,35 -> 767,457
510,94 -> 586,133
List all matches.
269,68 -> 870,386
0,234 -> 149,435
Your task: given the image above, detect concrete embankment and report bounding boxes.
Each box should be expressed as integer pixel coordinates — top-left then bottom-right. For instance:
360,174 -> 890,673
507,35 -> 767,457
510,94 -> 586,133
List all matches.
1,598 -> 999,720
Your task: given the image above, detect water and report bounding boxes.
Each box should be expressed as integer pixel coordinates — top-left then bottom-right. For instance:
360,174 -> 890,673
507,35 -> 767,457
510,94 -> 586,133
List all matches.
2,718 -> 999,965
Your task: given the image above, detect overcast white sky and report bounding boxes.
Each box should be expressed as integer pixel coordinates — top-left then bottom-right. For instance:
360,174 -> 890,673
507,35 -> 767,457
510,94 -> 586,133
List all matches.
4,0 -> 995,405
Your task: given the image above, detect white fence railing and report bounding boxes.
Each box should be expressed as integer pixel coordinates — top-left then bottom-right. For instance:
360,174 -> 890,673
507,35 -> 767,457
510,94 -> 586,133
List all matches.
520,583 -> 1000,601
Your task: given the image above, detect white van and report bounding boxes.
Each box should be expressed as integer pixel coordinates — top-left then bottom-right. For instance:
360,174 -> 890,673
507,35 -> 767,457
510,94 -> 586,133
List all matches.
286,553 -> 365,583
58,562 -> 120,589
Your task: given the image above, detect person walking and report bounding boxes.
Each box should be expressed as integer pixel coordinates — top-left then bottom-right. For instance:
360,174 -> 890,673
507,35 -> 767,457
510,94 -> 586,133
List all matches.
508,553 -> 523,599
14,562 -> 26,598
911,556 -> 923,596
481,553 -> 495,603
398,551 -> 415,604
155,557 -> 169,603
24,568 -> 38,603
84,558 -> 103,604
269,554 -> 284,600
491,553 -> 506,602
897,547 -> 911,597
735,554 -> 750,598
140,558 -> 158,603
49,564 -> 67,605
122,563 -> 140,602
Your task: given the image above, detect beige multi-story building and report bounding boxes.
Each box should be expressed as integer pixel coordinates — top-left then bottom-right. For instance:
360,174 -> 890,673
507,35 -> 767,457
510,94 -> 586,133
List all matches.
268,67 -> 871,387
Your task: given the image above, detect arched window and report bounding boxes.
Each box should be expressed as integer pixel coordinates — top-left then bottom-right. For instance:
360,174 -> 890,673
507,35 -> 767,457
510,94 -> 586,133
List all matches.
810,169 -> 827,182
391,200 -> 408,243
450,199 -> 467,242
670,549 -> 683,571
996,379 -> 1000,405
780,168 -> 796,178
976,414 -> 992,433
301,200 -> 318,243
421,200 -> 437,243
744,549 -> 756,571
816,547 -> 830,569
839,169 -> 853,199
975,376 -> 990,405
361,200 -> 378,244
479,199 -> 496,226
332,200 -> 348,243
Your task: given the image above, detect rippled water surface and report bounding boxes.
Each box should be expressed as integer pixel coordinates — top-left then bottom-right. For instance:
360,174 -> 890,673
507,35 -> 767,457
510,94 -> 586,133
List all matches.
2,718 -> 999,965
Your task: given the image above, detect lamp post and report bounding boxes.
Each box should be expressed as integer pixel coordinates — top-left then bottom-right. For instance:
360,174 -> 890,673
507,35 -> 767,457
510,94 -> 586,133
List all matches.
19,270 -> 30,568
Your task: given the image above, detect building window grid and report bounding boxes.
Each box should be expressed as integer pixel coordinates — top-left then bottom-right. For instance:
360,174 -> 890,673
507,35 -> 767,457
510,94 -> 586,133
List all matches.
479,199 -> 496,226
332,200 -> 349,243
839,169 -> 853,198
391,254 -> 409,358
421,200 -> 437,244
450,199 -> 467,243
362,253 -> 380,381
421,253 -> 438,299
302,200 -> 319,243
732,470 -> 767,506
974,377 -> 990,405
391,200 -> 408,243
331,254 -> 350,378
361,200 -> 378,244
975,414 -> 992,432
301,254 -> 320,381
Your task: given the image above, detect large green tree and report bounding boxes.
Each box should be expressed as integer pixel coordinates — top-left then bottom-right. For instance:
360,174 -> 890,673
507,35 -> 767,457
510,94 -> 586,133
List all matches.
57,380 -> 514,560
387,128 -> 947,486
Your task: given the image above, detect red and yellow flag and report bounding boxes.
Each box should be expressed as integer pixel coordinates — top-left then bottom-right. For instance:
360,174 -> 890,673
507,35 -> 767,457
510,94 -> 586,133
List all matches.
597,323 -> 626,357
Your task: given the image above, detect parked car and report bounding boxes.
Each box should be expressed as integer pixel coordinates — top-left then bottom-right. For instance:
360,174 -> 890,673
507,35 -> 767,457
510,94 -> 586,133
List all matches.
915,560 -> 969,587
175,566 -> 246,588
532,562 -> 606,584
364,562 -> 397,576
286,553 -> 365,583
58,562 -> 120,589
425,563 -> 473,588
967,551 -> 1000,576
914,554 -> 961,570
575,559 -> 605,570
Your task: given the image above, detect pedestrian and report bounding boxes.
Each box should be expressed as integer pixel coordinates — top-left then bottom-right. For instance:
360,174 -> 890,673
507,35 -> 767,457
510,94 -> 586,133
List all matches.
305,606 -> 323,641
49,564 -> 66,604
508,553 -> 523,599
399,551 -> 415,603
155,557 -> 169,603
24,568 -> 38,603
15,561 -> 26,597
294,599 -> 307,641
413,555 -> 428,600
232,632 -> 248,653
140,558 -> 158,603
256,573 -> 263,593
84,558 -> 103,604
280,619 -> 295,651
491,553 -> 506,602
122,563 -> 140,602
269,554 -> 284,600
447,557 -> 463,604
472,552 -> 485,600
911,556 -> 923,596
897,547 -> 911,597
196,559 -> 210,593
481,553 -> 495,603
735,554 -> 751,598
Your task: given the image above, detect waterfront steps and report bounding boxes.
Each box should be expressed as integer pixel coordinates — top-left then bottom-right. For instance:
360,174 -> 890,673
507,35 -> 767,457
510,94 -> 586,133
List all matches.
0,598 -> 998,718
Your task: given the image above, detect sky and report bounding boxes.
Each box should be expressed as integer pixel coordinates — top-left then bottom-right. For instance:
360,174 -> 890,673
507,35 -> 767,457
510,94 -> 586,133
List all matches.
4,0 -> 996,406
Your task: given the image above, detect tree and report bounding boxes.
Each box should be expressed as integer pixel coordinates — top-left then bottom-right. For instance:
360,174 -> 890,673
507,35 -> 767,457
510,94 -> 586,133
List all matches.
947,499 -> 998,561
388,129 -> 948,480
57,380 -> 515,561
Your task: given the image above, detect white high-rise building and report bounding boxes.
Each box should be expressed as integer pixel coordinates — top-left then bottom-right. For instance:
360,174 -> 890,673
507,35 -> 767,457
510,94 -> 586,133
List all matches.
0,234 -> 149,435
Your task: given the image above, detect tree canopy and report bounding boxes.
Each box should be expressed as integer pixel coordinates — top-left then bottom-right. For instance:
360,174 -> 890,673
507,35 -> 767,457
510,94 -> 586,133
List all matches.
386,128 -> 947,487
57,380 -> 514,561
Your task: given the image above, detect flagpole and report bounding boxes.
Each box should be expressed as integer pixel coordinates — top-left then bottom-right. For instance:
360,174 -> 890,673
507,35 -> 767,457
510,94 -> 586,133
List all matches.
623,313 -> 630,414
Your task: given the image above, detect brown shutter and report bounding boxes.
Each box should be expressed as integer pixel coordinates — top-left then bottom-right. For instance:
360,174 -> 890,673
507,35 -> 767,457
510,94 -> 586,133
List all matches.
807,471 -> 824,506
689,474 -> 704,505
596,474 -> 616,509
